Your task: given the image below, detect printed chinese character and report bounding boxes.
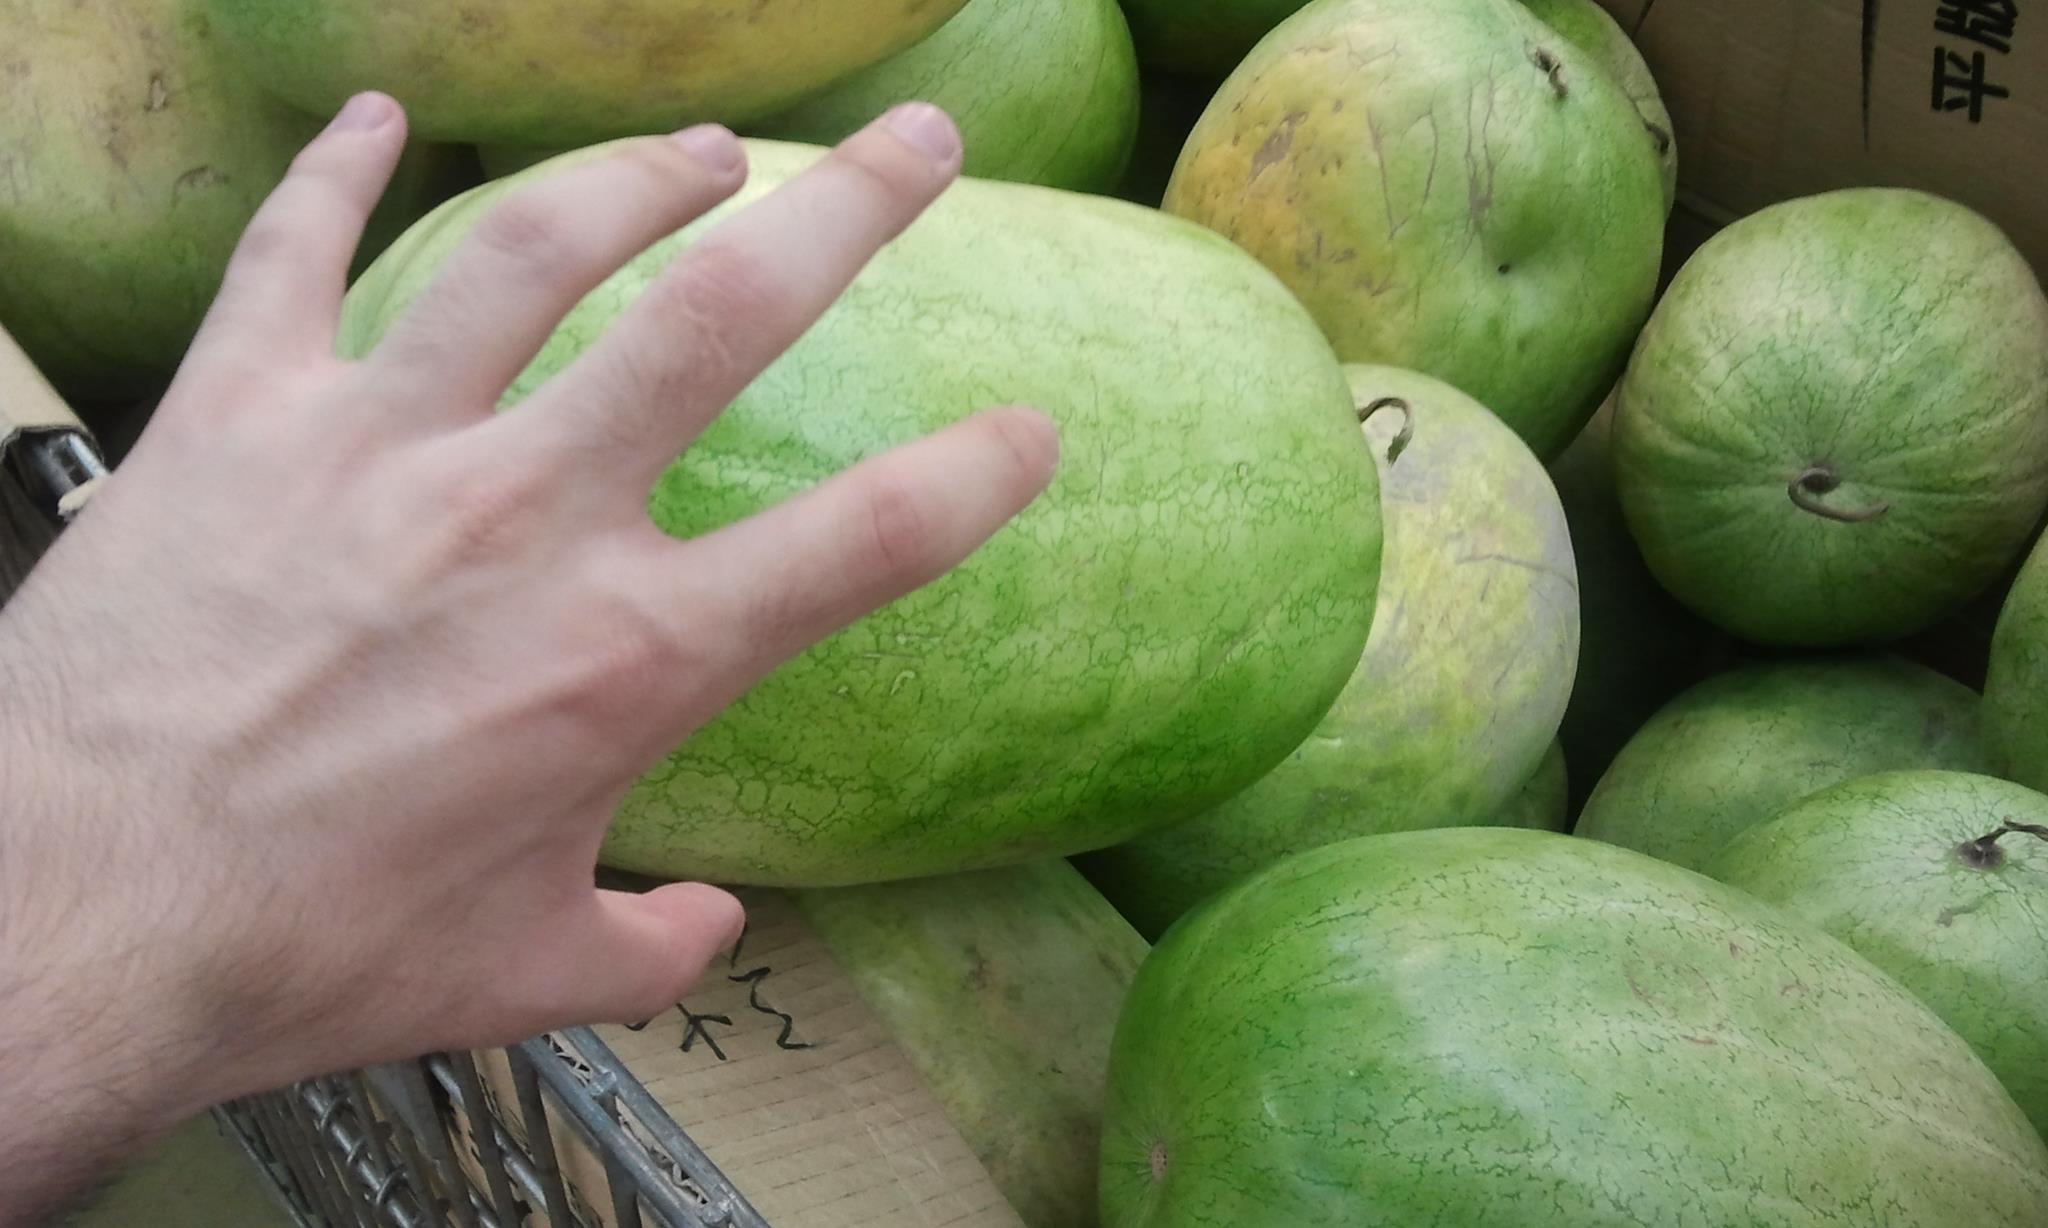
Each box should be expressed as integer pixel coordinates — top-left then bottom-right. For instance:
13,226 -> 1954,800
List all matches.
1932,46 -> 2012,121
1934,0 -> 2019,53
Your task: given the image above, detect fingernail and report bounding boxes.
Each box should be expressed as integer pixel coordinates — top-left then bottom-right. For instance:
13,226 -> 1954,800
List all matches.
672,123 -> 742,173
328,91 -> 394,133
883,102 -> 960,161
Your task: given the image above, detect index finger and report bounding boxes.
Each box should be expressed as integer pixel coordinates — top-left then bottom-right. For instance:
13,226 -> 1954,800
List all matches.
496,103 -> 965,490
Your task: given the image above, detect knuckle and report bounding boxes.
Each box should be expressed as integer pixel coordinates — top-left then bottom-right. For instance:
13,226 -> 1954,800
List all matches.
644,242 -> 784,382
422,454 -> 547,561
228,213 -> 296,273
471,191 -> 590,284
674,242 -> 783,329
832,143 -> 931,217
553,589 -> 691,729
863,478 -> 936,580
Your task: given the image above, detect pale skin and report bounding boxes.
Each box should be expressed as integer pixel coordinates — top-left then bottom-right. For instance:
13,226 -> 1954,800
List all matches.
0,93 -> 1055,1224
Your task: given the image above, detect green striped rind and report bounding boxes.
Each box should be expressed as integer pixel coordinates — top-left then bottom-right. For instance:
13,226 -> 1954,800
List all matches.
1613,188 -> 2048,646
1708,770 -> 2048,1142
1079,364 -> 1577,936
1101,827 -> 2048,1228
793,859 -> 1146,1228
339,140 -> 1381,885
750,0 -> 1140,193
1576,656 -> 1999,872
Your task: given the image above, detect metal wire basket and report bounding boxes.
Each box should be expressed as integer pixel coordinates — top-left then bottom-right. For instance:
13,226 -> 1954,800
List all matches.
213,1027 -> 771,1228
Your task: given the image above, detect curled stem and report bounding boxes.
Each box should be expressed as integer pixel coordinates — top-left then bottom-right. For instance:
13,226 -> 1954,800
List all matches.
1357,395 -> 1414,464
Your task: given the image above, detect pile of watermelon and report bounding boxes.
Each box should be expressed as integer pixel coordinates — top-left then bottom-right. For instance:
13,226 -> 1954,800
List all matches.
8,0 -> 2048,1224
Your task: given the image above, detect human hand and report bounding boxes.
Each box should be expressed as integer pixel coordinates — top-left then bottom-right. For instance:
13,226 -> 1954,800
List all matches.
0,92 -> 1054,1217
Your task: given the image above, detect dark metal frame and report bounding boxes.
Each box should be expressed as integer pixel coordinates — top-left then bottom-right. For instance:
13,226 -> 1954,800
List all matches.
211,1027 -> 771,1228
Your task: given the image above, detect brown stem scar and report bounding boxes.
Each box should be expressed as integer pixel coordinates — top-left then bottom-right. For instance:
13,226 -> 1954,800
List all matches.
1789,464 -> 1889,522
1958,820 -> 2048,869
1529,46 -> 1570,96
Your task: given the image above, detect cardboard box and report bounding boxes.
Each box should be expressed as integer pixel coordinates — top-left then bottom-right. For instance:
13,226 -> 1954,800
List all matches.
468,888 -> 1025,1228
1599,0 -> 2048,274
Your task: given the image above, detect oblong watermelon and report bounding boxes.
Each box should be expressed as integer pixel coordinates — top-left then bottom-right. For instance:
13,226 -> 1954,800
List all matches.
339,140 -> 1381,886
1102,827 -> 2048,1227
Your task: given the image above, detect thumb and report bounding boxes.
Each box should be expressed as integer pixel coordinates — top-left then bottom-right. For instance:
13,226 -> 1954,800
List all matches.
568,883 -> 747,1027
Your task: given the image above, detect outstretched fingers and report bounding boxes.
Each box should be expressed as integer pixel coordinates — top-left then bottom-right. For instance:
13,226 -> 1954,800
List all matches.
502,103 -> 965,491
360,127 -> 752,424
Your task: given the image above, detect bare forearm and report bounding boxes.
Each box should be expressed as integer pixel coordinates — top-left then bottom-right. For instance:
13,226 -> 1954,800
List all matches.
0,994 -> 201,1227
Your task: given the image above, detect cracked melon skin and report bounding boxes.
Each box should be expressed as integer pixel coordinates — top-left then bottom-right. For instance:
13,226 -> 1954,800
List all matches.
1614,188 -> 2048,647
1078,364 -> 1577,937
1100,827 -> 2048,1228
1576,656 -> 1998,873
339,140 -> 1382,887
201,0 -> 969,146
1162,0 -> 1665,460
1708,770 -> 2048,1141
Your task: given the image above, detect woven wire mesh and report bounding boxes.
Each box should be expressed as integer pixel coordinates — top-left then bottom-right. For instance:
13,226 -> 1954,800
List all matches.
213,1027 -> 771,1228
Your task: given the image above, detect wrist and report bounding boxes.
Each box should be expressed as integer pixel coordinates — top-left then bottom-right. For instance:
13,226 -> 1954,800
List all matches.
0,659 -> 236,1219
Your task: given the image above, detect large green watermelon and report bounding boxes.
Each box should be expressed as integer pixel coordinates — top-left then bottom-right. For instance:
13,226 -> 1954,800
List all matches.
339,140 -> 1382,886
1100,827 -> 2048,1227
1613,189 -> 2048,647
